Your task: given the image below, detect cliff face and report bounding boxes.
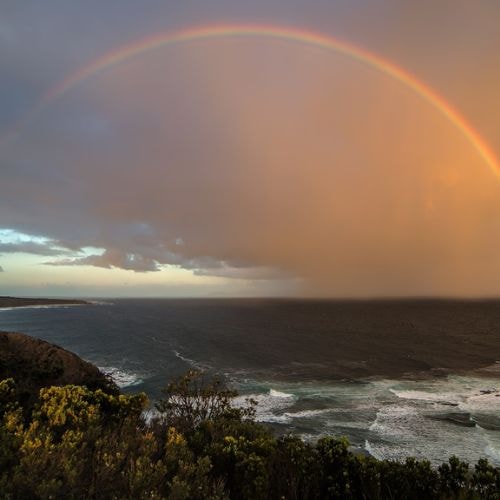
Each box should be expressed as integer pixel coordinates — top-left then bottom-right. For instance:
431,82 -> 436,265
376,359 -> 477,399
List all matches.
0,331 -> 117,409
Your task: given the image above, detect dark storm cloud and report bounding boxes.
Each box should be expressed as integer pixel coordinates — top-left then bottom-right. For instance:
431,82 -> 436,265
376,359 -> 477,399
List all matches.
45,248 -> 270,278
44,250 -> 161,272
0,241 -> 74,257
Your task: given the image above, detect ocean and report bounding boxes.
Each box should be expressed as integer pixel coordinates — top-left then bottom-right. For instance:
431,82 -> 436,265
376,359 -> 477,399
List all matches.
1,298 -> 499,466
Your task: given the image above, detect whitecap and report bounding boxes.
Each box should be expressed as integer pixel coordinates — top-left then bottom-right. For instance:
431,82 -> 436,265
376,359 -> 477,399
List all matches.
390,389 -> 462,406
258,414 -> 293,424
368,405 -> 422,437
233,388 -> 297,424
459,391 -> 500,413
99,366 -> 143,388
284,408 -> 332,419
269,389 -> 294,398
232,375 -> 500,465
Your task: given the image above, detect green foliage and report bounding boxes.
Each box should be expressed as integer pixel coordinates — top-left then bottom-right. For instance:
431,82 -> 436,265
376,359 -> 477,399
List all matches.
438,455 -> 470,497
0,372 -> 498,499
472,458 -> 500,499
268,435 -> 319,499
0,378 -> 17,409
155,369 -> 255,434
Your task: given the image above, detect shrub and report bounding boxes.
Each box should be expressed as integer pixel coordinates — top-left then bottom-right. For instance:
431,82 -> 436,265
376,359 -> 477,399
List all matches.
155,369 -> 255,434
0,372 -> 498,499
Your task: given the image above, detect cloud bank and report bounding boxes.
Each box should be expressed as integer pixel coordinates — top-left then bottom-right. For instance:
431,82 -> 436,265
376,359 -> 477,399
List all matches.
2,37 -> 500,296
0,241 -> 73,256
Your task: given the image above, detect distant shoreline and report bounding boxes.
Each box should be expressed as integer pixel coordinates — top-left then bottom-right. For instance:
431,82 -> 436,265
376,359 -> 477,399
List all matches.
0,296 -> 89,309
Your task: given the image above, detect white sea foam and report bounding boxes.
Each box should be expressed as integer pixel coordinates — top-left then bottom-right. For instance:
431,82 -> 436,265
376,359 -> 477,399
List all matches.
228,374 -> 500,465
390,378 -> 500,414
284,409 -> 332,419
475,424 -> 500,463
459,391 -> 500,413
366,377 -> 500,466
230,377 -> 500,465
484,444 -> 500,463
258,414 -> 293,424
233,388 -> 297,424
369,405 -> 422,437
364,440 -> 383,460
269,389 -> 294,398
389,389 -> 462,405
99,366 -> 143,388
328,419 -> 374,431
172,350 -> 211,370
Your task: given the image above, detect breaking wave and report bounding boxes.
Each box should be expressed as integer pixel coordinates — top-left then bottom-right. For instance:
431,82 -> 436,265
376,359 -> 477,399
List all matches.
99,366 -> 144,388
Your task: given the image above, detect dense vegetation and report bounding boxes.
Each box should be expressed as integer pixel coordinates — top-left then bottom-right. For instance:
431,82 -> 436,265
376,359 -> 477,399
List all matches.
0,332 -> 115,414
0,370 -> 498,499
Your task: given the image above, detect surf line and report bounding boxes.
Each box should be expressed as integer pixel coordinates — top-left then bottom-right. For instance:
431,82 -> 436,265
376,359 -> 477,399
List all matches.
2,23 -> 498,178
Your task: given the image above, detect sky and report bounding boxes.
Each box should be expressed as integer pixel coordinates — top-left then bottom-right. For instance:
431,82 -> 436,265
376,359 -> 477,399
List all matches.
1,1 -> 500,298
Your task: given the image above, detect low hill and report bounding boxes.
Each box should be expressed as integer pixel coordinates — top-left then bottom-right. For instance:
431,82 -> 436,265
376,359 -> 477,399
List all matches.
0,331 -> 117,409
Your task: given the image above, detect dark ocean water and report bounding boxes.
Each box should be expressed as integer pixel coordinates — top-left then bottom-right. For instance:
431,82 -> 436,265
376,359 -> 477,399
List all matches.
1,298 -> 499,465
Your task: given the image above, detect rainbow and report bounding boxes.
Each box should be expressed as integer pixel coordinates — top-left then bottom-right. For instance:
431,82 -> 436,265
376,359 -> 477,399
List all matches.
3,24 -> 498,177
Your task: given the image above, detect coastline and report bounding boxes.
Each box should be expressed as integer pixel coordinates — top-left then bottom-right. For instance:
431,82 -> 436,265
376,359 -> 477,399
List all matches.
0,296 -> 90,309
1,299 -> 499,466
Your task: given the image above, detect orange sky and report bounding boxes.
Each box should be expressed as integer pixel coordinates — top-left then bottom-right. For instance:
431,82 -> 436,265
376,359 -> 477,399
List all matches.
1,2 -> 500,297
